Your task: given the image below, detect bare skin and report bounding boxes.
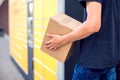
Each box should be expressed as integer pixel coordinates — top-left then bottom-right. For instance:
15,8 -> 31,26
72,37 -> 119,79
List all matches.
45,1 -> 102,50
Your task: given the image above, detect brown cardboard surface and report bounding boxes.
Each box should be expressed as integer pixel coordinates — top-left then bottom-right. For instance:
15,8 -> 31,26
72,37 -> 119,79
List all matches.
41,13 -> 82,63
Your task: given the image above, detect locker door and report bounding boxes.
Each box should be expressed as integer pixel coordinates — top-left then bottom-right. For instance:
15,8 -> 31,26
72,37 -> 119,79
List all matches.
9,0 -> 28,77
33,0 -> 58,80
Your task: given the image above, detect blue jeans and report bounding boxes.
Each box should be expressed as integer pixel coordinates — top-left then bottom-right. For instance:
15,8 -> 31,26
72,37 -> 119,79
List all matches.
72,64 -> 116,80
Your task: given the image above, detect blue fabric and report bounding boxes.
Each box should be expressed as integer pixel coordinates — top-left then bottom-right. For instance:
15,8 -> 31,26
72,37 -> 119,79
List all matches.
77,0 -> 120,69
72,64 -> 116,80
79,0 -> 102,8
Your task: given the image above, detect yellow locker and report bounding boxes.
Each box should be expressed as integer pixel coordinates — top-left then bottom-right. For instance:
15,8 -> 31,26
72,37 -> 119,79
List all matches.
33,0 -> 58,80
9,0 -> 28,74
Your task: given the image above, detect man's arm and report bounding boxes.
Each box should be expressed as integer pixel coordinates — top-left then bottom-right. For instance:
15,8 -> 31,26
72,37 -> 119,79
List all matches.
45,1 -> 102,50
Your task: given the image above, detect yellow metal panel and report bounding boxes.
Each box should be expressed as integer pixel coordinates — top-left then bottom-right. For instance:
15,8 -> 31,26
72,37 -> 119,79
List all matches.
34,0 -> 58,80
43,67 -> 57,80
34,49 -> 44,61
34,61 -> 43,77
34,73 -> 42,80
43,20 -> 49,27
43,54 -> 57,72
44,0 -> 57,18
34,27 -> 45,33
34,20 -> 43,26
34,0 -> 43,18
34,34 -> 44,40
34,41 -> 42,48
9,0 -> 28,74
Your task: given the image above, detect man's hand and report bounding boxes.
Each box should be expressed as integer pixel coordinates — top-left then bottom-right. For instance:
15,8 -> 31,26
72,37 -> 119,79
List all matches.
45,33 -> 65,50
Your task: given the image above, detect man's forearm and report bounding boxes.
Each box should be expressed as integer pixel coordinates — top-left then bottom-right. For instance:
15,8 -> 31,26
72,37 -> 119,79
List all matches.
62,20 -> 101,44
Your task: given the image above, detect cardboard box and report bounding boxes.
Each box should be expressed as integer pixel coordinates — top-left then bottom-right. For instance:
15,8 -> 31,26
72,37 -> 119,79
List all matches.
41,13 -> 82,63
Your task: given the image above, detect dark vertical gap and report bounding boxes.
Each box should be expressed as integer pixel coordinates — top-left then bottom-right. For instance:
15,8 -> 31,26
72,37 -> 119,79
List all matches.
65,0 -> 84,80
27,0 -> 34,80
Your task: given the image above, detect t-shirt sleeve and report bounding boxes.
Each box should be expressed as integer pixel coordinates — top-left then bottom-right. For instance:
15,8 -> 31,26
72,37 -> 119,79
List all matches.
79,0 -> 102,8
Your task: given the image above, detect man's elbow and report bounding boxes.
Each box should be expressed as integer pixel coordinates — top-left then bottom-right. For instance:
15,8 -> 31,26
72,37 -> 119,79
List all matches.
89,21 -> 101,33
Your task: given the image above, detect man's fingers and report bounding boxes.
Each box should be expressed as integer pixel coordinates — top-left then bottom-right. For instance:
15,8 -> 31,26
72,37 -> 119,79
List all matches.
45,44 -> 51,48
45,33 -> 59,50
49,46 -> 54,50
45,39 -> 52,45
46,33 -> 55,38
45,44 -> 56,50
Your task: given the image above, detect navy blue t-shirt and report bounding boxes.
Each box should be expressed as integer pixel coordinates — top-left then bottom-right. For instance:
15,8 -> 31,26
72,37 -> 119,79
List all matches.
78,0 -> 120,69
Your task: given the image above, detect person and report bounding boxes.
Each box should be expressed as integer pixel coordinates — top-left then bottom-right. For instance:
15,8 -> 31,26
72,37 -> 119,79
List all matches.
45,0 -> 120,80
